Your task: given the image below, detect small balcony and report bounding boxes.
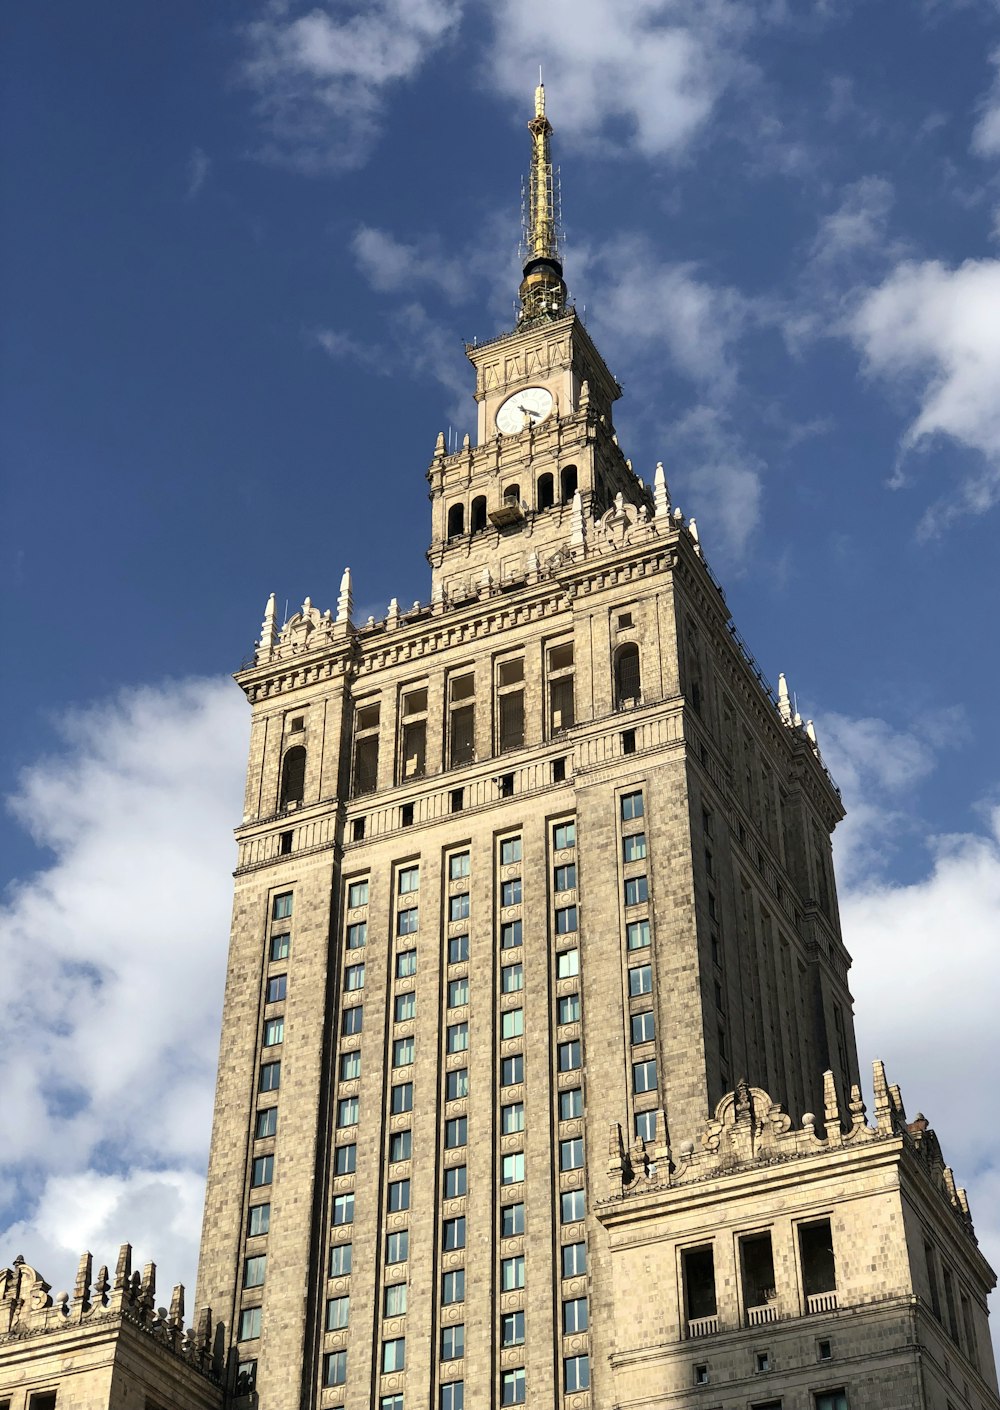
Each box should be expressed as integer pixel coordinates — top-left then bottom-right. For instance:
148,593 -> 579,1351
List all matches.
806,1290 -> 838,1314
746,1303 -> 779,1326
686,1315 -> 719,1339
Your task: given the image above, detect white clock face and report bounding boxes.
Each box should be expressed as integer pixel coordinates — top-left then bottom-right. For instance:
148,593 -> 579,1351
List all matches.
496,386 -> 553,436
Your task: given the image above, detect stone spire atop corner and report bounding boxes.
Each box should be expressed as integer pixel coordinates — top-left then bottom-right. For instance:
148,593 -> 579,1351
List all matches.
336,567 -> 354,626
259,592 -> 278,657
777,672 -> 793,725
653,461 -> 670,521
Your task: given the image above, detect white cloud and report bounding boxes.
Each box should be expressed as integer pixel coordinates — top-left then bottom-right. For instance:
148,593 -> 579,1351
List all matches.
185,147 -> 211,199
0,677 -> 247,1297
972,46 -> 1000,157
484,0 -> 754,160
809,175 -> 894,268
242,0 -> 462,171
662,404 -> 764,560
848,257 -> 1000,529
351,225 -> 461,300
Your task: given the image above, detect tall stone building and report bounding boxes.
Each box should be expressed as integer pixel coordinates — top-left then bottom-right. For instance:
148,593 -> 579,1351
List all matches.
187,86 -> 999,1410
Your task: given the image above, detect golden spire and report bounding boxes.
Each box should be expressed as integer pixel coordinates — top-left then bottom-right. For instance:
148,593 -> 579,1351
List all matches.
518,81 -> 567,325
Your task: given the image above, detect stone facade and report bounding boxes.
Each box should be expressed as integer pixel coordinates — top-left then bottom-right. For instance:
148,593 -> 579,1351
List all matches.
0,1247 -> 221,1410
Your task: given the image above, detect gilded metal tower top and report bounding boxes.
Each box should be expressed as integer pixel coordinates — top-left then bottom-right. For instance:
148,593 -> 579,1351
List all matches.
518,82 -> 567,325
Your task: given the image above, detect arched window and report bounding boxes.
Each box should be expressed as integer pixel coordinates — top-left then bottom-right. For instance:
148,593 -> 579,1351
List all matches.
561,465 -> 578,503
504,483 -> 521,505
447,503 -> 465,539
537,473 -> 554,509
280,746 -> 307,807
471,495 -> 488,533
614,644 -> 641,708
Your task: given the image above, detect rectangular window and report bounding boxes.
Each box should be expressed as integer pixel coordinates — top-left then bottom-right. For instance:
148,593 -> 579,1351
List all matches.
555,905 -> 578,934
326,1295 -> 349,1330
449,892 -> 470,921
238,1306 -> 262,1341
501,919 -> 522,949
248,1203 -> 270,1236
447,1022 -> 469,1053
384,1284 -> 407,1318
386,1230 -> 408,1264
557,948 -> 580,978
448,933 -> 469,963
501,1367 -> 526,1406
563,1297 -> 588,1333
623,832 -> 647,862
251,1155 -> 273,1187
396,949 -> 417,978
342,1003 -> 363,1035
562,1241 -> 586,1277
236,1360 -> 257,1394
799,1219 -> 837,1299
263,1019 -> 284,1048
501,1008 -> 524,1039
392,1036 -> 415,1067
501,1256 -> 526,1291
389,1129 -> 411,1163
633,1058 -> 658,1092
442,1323 -> 465,1360
441,1384 -> 465,1410
500,836 -> 522,865
337,1096 -> 358,1127
625,875 -> 649,906
323,1349 -> 347,1387
683,1245 -> 718,1322
450,852 -> 471,880
502,1152 -> 526,1185
269,933 -> 290,961
397,907 -> 419,935
391,1083 -> 413,1114
443,1216 -> 466,1250
631,1010 -> 655,1043
446,1068 -> 469,1100
387,1179 -> 410,1212
394,991 -> 415,1022
501,1310 -> 525,1346
558,1040 -> 581,1071
444,1164 -> 467,1198
501,1054 -> 524,1086
635,1109 -> 657,1141
398,866 -> 420,894
564,1354 -> 590,1392
329,1243 -> 352,1277
560,1137 -> 584,1170
813,1395 -> 848,1410
501,962 -> 523,993
382,1339 -> 405,1373
344,963 -> 365,991
621,791 -> 644,820
347,920 -> 367,949
334,1143 -> 356,1175
259,1061 -> 281,1093
554,862 -> 577,892
347,879 -> 369,908
244,1254 -> 266,1288
502,1202 -> 525,1237
561,1188 -> 585,1222
629,964 -> 652,996
445,1116 -> 468,1148
255,1107 -> 278,1139
558,992 -> 580,1024
553,820 -> 576,850
332,1193 -> 355,1226
339,1049 -> 361,1080
442,1269 -> 465,1304
559,1087 -> 583,1120
501,878 -> 522,907
502,1102 -> 525,1134
448,977 -> 470,1007
272,892 -> 293,920
266,974 -> 287,1003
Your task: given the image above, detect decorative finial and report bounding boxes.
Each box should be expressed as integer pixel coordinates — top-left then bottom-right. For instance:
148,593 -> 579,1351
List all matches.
435,430 -> 446,457
259,592 -> 278,656
569,488 -> 585,550
336,568 -> 353,626
653,461 -> 670,520
688,517 -> 701,556
805,719 -> 818,748
777,672 -> 793,725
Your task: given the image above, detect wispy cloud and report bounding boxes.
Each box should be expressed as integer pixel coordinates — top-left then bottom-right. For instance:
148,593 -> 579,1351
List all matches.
0,678 -> 247,1297
185,146 -> 211,199
971,46 -> 1000,157
241,0 -> 462,172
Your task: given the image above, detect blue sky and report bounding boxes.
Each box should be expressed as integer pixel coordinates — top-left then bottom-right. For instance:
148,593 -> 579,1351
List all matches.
2,0 -> 999,1341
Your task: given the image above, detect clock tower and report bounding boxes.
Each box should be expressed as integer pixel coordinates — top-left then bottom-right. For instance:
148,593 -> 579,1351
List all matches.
426,84 -> 648,602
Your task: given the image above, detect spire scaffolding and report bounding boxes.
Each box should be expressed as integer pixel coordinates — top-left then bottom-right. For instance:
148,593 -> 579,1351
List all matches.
518,82 -> 567,326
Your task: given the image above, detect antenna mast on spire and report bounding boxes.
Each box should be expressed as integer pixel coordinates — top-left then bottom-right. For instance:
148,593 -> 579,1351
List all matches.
517,81 -> 568,326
